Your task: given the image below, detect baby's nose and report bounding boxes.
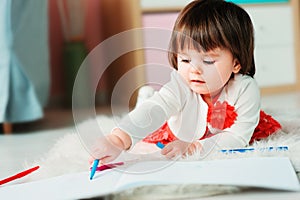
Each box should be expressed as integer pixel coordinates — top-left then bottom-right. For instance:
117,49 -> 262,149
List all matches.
191,63 -> 203,74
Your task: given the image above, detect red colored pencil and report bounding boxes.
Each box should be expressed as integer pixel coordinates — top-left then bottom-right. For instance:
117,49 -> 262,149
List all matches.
89,162 -> 124,172
0,166 -> 40,186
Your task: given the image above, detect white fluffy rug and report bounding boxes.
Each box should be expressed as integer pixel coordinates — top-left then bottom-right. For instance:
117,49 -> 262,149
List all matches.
23,108 -> 300,199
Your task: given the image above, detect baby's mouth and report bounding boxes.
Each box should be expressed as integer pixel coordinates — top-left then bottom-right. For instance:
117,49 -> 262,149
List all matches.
191,79 -> 206,84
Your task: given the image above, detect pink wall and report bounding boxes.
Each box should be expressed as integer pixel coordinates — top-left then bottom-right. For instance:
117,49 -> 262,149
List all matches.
142,12 -> 179,89
48,0 -> 103,101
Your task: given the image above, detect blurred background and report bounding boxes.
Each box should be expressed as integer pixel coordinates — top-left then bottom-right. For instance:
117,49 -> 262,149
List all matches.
0,0 -> 299,134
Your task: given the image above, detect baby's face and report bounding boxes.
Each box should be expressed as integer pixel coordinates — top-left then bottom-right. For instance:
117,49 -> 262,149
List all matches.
177,47 -> 241,98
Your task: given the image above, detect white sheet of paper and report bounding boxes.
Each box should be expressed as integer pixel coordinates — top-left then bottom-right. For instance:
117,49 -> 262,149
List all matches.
0,157 -> 299,200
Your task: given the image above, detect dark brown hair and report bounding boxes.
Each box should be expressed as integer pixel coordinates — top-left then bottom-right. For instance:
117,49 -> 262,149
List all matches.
168,0 -> 255,77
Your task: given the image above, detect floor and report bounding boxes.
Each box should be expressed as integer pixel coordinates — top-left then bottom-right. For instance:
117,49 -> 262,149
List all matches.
1,91 -> 300,194
0,106 -> 116,179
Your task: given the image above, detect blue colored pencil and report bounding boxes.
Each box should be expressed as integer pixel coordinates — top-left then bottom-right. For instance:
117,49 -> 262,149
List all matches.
156,142 -> 165,149
220,146 -> 288,154
90,159 -> 99,180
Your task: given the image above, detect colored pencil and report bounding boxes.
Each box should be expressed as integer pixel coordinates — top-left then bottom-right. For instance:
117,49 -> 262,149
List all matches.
90,159 -> 99,180
156,142 -> 165,149
0,166 -> 40,186
89,162 -> 125,172
220,146 -> 288,153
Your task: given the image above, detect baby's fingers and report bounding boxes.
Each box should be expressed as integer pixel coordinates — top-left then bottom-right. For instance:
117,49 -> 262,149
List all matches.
165,150 -> 181,159
100,156 -> 115,164
161,145 -> 172,155
162,146 -> 180,159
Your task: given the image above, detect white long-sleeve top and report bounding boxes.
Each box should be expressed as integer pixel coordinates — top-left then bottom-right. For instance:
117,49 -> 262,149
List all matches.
118,71 -> 260,151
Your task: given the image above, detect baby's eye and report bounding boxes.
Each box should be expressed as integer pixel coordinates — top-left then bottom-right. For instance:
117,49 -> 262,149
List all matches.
203,60 -> 215,65
181,59 -> 191,63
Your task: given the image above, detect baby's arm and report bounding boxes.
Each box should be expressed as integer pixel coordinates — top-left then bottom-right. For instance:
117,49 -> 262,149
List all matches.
90,97 -> 174,163
90,72 -> 189,162
117,72 -> 187,150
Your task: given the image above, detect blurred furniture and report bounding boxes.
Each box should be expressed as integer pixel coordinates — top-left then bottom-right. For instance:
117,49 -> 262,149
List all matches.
0,0 -> 49,133
98,0 -> 146,108
3,123 -> 12,134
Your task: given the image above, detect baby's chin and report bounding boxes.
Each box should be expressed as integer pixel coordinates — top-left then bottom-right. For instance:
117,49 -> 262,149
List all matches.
195,89 -> 223,102
190,88 -> 212,96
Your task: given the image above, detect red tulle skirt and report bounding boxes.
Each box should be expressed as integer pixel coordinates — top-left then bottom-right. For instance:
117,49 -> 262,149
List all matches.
142,110 -> 281,145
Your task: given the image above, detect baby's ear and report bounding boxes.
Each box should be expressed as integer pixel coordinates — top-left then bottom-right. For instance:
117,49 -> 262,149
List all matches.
233,59 -> 241,73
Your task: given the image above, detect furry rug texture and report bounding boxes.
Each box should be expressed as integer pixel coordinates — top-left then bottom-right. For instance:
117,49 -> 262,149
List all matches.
23,107 -> 300,199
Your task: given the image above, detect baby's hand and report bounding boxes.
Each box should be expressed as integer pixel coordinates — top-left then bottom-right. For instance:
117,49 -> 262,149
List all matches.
161,140 -> 201,159
90,134 -> 124,164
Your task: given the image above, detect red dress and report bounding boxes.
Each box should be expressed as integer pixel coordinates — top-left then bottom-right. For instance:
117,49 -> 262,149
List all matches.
143,101 -> 281,145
